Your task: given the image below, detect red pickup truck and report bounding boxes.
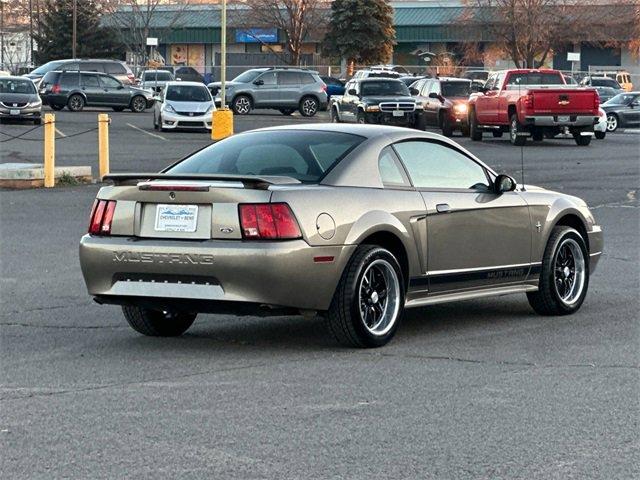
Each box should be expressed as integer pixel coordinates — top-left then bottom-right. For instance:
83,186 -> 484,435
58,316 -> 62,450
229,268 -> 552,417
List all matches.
468,69 -> 600,146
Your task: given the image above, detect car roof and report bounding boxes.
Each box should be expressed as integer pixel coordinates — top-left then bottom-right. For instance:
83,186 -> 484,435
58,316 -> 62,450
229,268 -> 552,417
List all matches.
434,77 -> 471,82
1,75 -> 35,81
164,81 -> 207,87
358,77 -> 403,83
246,123 -> 439,139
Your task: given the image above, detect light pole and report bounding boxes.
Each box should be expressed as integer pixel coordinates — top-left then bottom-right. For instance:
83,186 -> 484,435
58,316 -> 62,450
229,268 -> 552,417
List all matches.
72,0 -> 77,58
1,0 -> 5,70
220,0 -> 227,109
29,0 -> 33,66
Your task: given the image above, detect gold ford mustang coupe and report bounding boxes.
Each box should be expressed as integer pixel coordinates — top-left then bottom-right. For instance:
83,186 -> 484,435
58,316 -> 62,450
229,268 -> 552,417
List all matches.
79,124 -> 603,347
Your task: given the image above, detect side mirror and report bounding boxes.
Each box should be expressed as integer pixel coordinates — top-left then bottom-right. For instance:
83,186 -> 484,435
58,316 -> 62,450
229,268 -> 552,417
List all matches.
631,101 -> 639,108
428,92 -> 439,99
494,174 -> 517,194
409,87 -> 419,96
348,88 -> 357,96
253,79 -> 264,86
117,85 -> 124,90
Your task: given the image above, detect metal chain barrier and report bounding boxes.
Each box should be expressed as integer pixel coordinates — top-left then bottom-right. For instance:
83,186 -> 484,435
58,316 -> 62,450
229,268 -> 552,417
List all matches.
0,123 -> 98,143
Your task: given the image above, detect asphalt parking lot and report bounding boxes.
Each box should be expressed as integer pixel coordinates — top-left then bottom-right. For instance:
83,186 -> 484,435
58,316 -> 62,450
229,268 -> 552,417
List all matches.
1,108 -> 639,479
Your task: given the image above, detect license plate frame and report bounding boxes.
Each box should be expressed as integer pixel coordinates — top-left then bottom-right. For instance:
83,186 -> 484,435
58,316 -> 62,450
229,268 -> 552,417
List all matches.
392,110 -> 405,117
10,109 -> 20,115
154,204 -> 198,232
557,115 -> 570,123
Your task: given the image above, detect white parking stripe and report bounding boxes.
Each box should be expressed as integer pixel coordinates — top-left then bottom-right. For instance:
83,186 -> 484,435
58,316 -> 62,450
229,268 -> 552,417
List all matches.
55,127 -> 66,138
126,123 -> 167,141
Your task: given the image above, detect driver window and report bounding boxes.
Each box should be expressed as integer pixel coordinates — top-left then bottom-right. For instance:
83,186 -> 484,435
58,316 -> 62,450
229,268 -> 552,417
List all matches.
393,141 -> 490,191
99,76 -> 121,89
257,72 -> 276,86
429,81 -> 440,95
485,74 -> 497,91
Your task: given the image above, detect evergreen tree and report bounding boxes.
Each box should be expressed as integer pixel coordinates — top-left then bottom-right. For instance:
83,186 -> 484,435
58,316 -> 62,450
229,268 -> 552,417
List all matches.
33,0 -> 121,64
323,0 -> 396,73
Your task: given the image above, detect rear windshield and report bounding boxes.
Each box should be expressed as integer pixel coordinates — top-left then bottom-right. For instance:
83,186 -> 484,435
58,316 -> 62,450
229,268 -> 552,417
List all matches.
165,85 -> 211,102
591,78 -> 620,89
143,71 -> 172,81
506,72 -> 565,85
0,78 -> 36,94
166,130 -> 365,183
441,82 -> 471,97
361,81 -> 409,96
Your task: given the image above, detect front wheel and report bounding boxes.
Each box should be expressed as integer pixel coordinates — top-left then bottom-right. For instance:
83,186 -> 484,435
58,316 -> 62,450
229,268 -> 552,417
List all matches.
356,111 -> 367,124
469,109 -> 482,141
67,94 -> 85,112
326,245 -> 405,348
527,226 -> 589,316
299,96 -> 319,117
130,96 -> 147,113
232,95 -> 252,115
440,112 -> 453,137
122,306 -> 197,336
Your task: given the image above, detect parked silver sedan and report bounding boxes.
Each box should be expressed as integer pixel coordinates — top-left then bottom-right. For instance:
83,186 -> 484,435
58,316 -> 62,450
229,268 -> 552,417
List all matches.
0,76 -> 42,124
153,81 -> 215,131
80,124 -> 603,347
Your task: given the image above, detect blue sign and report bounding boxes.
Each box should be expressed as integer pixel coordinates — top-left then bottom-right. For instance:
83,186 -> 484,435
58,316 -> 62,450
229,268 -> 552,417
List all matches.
235,28 -> 278,43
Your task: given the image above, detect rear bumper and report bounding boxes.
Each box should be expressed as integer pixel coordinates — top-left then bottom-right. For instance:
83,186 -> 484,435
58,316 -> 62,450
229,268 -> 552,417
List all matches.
524,115 -> 598,127
79,235 -> 355,311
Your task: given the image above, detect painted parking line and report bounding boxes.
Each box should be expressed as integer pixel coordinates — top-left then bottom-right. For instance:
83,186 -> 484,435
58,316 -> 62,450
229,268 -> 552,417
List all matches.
622,128 -> 640,134
126,123 -> 167,141
55,127 -> 67,138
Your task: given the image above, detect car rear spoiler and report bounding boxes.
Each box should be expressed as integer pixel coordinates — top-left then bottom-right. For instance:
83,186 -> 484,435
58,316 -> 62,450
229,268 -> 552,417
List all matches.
103,173 -> 301,189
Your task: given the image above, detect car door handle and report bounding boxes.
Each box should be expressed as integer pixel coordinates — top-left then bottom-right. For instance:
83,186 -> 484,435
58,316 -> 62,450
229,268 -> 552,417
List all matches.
436,203 -> 451,214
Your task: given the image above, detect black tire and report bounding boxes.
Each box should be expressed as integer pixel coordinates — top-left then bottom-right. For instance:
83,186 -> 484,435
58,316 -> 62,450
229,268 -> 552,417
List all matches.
509,113 -> 526,146
232,95 -> 252,115
112,106 -> 125,112
67,94 -> 85,112
50,104 -> 64,111
595,130 -> 606,140
573,132 -> 592,146
356,110 -> 367,124
299,96 -> 319,117
414,112 -> 427,131
460,126 -> 470,137
492,130 -> 504,138
130,96 -> 147,113
440,112 -> 453,137
527,226 -> 589,316
326,245 -> 405,348
122,306 -> 196,337
330,106 -> 341,123
34,118 -> 42,125
279,108 -> 295,115
532,128 -> 544,142
469,108 -> 482,141
158,114 -> 166,132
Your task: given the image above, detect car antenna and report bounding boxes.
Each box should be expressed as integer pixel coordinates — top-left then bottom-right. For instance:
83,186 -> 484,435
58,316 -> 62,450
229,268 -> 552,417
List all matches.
517,76 -> 526,191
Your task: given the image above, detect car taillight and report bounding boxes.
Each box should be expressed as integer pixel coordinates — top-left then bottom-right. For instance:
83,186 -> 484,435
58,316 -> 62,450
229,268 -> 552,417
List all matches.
88,199 -> 116,235
321,83 -> 327,92
594,93 -> 600,110
51,84 -> 61,94
523,94 -> 534,109
239,203 -> 302,240
127,73 -> 135,83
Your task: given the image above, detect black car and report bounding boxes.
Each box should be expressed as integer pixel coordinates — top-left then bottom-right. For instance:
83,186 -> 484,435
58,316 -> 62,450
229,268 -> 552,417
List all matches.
411,77 -> 473,136
601,92 -> 640,132
39,71 -> 154,112
329,78 -> 421,126
160,66 -> 204,83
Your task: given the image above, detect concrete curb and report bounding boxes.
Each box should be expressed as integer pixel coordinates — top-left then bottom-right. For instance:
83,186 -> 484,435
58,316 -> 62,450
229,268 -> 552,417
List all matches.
0,163 -> 93,189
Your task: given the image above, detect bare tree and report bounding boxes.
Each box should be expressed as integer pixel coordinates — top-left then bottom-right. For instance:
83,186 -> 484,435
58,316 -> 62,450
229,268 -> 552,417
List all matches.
231,0 -> 329,66
460,0 -> 639,69
103,0 -> 193,68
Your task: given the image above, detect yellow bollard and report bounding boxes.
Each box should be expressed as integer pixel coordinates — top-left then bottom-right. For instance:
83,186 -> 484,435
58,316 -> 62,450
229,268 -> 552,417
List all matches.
211,108 -> 234,141
98,113 -> 110,179
43,113 -> 55,188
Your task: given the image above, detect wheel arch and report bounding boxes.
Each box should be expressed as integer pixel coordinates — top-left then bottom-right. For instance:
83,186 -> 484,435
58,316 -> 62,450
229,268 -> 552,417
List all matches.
358,231 -> 410,290
553,213 -> 590,252
232,92 -> 254,106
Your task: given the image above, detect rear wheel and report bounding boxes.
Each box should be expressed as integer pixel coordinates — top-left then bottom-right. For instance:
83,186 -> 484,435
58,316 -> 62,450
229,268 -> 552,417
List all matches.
67,94 -> 85,112
327,245 -> 405,348
606,113 -> 618,132
356,110 -> 367,124
469,109 -> 482,141
330,106 -> 341,123
509,113 -> 526,146
527,226 -> 589,316
299,96 -> 319,117
122,306 -> 196,337
34,118 -> 42,125
130,96 -> 147,113
573,132 -> 592,146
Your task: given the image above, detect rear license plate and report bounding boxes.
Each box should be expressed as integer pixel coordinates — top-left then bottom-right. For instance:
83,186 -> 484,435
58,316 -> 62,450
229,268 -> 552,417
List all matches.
10,109 -> 20,115
154,204 -> 198,232
557,115 -> 570,123
392,110 -> 404,117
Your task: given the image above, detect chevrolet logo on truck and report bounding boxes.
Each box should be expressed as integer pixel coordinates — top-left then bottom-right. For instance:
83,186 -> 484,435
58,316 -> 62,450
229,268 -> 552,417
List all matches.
113,251 -> 214,265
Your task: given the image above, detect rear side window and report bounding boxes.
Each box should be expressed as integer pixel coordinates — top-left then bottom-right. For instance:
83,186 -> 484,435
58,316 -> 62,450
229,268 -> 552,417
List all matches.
99,75 -> 121,88
167,131 -> 365,183
81,62 -> 103,72
59,72 -> 80,88
278,72 -> 302,85
301,73 -> 316,84
81,73 -> 100,87
105,62 -> 126,74
393,141 -> 490,191
379,147 -> 410,187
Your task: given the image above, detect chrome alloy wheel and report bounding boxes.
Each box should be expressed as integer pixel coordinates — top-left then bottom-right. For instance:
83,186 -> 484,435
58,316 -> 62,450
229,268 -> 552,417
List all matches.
606,113 -> 618,132
132,96 -> 147,112
302,98 -> 318,116
358,259 -> 401,336
234,97 -> 251,114
554,238 -> 586,305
